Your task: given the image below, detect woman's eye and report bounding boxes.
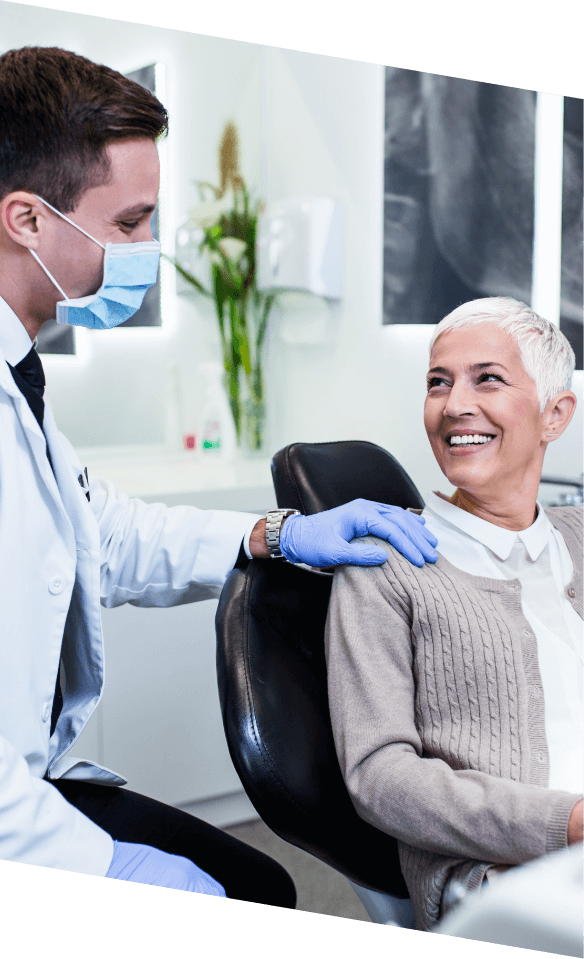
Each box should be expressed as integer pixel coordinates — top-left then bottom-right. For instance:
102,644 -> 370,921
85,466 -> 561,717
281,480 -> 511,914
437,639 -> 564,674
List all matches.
428,373 -> 503,389
478,372 -> 503,383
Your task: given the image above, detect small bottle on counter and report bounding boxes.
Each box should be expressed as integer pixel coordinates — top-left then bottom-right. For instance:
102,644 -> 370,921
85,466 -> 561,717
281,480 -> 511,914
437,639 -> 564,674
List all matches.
183,430 -> 197,452
198,362 -> 237,461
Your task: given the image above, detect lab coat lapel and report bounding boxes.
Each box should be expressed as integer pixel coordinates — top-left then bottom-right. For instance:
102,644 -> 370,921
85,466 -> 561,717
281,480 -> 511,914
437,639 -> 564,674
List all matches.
42,400 -> 96,551
43,401 -> 105,771
0,354 -> 68,521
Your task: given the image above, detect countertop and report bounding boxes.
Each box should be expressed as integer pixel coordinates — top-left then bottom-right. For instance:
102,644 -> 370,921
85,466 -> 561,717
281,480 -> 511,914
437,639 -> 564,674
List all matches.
75,443 -> 275,499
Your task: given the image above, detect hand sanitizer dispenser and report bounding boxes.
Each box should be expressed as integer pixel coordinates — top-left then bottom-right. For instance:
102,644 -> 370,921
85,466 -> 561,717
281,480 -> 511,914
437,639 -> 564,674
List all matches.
256,197 -> 343,299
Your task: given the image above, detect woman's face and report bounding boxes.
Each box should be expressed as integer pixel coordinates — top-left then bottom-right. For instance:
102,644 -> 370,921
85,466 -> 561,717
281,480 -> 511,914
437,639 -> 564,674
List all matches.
423,323 -> 548,499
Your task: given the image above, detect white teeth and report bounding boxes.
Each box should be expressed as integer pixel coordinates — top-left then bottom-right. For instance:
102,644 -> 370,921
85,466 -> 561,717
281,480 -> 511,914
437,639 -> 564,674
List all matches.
449,434 -> 493,446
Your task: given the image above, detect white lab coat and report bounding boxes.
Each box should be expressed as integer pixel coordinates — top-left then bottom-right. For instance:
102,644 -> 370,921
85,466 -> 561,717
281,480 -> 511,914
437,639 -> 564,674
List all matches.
0,344 -> 257,877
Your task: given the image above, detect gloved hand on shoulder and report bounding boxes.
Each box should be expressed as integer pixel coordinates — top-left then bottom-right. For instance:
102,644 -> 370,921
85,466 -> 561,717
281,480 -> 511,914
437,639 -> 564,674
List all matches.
279,499 -> 438,568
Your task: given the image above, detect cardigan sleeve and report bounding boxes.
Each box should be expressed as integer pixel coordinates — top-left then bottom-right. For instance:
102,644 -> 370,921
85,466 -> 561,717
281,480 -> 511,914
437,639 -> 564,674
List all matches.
324,539 -> 580,867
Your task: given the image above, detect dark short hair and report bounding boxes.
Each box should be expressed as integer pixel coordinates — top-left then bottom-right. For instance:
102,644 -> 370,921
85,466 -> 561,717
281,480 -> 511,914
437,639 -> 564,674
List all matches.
0,46 -> 168,212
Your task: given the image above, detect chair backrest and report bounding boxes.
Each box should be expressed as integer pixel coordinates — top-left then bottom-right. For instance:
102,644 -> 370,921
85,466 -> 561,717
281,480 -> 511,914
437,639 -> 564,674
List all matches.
271,439 -> 425,513
216,440 -> 424,896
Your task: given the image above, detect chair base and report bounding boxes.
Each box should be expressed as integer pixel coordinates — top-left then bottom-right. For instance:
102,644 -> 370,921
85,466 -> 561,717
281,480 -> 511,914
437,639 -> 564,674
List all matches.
348,880 -> 416,928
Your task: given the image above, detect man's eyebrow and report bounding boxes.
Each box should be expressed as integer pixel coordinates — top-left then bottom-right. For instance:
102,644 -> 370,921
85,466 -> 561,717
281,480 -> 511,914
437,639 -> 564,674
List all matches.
114,204 -> 156,219
427,362 -> 510,376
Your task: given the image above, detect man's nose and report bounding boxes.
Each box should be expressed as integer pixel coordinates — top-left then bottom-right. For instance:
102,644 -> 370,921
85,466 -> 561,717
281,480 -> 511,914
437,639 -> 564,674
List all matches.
137,223 -> 154,242
135,212 -> 156,243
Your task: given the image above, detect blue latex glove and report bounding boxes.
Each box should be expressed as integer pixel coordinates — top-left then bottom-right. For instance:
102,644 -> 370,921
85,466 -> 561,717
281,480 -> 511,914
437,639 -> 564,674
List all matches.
279,499 -> 439,568
106,840 -> 227,897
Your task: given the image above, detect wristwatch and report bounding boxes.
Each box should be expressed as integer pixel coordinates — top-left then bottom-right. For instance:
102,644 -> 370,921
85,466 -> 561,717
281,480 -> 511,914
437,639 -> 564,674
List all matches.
265,508 -> 301,559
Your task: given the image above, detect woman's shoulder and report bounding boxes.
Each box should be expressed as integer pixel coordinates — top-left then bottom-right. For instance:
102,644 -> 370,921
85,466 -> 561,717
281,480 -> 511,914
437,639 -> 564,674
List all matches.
341,534 -> 443,597
351,533 -> 405,568
331,535 -> 420,623
544,505 -> 583,545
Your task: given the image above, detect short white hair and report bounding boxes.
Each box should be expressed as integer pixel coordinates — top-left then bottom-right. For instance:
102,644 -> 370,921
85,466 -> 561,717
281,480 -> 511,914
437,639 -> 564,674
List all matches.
429,297 -> 576,412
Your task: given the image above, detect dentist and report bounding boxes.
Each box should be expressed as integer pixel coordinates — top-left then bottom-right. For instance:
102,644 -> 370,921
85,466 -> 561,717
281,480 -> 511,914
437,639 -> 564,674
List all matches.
0,46 -> 438,903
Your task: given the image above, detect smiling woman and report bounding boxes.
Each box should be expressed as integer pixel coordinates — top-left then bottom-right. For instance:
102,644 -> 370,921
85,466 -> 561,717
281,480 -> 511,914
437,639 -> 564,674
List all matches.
325,295 -> 583,934
423,299 -> 577,530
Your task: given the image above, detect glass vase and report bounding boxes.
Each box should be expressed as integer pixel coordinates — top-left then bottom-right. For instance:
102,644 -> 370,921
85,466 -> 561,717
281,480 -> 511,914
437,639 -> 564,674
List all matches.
174,221 -> 210,295
241,394 -> 266,456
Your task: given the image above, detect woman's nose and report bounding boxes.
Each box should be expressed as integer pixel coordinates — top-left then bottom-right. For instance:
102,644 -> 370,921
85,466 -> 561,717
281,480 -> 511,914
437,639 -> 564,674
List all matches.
443,379 -> 479,417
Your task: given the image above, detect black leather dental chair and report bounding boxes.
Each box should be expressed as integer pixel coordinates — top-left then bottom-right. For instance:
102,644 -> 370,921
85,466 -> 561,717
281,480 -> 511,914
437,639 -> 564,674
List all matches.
215,441 -> 425,925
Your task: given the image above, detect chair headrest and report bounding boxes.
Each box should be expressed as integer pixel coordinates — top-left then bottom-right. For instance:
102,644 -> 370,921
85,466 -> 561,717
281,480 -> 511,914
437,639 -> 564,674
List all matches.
271,440 -> 425,514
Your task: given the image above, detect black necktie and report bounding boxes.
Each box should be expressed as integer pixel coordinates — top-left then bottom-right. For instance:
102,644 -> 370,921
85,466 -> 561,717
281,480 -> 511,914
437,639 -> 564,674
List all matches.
8,345 -> 54,470
7,347 -> 62,733
8,345 -> 46,431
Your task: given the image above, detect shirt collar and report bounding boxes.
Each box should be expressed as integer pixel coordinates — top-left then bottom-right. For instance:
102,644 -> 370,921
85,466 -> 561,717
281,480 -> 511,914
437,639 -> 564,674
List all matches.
0,295 -> 36,366
425,491 -> 552,562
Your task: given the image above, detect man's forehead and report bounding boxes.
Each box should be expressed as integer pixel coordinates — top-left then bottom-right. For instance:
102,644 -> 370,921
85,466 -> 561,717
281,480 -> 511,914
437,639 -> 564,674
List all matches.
104,139 -> 160,181
76,140 -> 160,215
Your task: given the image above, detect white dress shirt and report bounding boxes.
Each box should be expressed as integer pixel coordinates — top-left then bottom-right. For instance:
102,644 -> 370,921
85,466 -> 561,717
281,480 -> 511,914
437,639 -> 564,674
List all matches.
0,295 -> 37,365
422,492 -> 583,794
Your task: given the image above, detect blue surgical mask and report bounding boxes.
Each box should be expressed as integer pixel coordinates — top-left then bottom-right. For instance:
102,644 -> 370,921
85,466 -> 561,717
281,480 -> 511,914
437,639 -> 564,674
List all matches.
29,196 -> 160,330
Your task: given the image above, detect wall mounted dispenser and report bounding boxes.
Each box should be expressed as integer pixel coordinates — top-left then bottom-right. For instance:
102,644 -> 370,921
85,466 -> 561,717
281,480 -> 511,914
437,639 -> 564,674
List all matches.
256,197 -> 343,300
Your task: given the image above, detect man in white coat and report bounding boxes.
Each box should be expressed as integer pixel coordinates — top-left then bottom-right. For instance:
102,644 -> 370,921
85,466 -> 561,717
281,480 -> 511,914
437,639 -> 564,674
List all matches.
0,46 -> 439,902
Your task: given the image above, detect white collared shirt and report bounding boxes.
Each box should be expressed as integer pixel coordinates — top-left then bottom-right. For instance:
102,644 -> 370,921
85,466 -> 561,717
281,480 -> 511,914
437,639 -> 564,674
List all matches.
0,296 -> 36,365
422,492 -> 583,793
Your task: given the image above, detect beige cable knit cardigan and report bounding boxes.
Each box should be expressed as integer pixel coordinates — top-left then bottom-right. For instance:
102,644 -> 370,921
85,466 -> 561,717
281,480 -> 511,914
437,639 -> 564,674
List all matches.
325,506 -> 583,931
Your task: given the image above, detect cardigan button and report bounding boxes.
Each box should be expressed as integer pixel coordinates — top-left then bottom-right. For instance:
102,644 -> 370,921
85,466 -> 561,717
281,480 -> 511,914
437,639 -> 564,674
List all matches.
567,587 -> 575,598
538,750 -> 545,763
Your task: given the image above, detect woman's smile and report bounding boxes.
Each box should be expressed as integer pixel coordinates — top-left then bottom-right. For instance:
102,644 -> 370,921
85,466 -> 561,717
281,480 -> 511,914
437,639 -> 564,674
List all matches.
446,436 -> 498,456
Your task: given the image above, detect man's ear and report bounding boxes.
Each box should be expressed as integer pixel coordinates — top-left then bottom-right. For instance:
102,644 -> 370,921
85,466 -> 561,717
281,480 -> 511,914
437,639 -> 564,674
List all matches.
0,192 -> 50,250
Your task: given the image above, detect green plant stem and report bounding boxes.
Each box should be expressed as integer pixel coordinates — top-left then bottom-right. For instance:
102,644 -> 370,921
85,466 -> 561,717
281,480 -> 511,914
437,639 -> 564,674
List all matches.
161,253 -> 212,297
170,181 -> 277,451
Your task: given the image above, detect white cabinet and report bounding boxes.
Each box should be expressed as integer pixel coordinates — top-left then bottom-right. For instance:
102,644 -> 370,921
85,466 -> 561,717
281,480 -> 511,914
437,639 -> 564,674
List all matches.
71,447 -> 276,810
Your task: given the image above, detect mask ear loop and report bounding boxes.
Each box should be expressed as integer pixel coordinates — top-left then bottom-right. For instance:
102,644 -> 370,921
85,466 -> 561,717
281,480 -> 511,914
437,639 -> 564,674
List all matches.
34,196 -> 106,250
29,248 -> 70,300
29,195 -> 107,299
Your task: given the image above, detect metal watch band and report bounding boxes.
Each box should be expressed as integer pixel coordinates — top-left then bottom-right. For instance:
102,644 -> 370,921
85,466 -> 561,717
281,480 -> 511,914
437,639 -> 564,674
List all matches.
265,508 -> 301,559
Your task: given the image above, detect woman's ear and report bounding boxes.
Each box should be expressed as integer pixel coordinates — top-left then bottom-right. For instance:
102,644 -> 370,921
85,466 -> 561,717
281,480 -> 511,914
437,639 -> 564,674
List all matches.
544,390 -> 578,443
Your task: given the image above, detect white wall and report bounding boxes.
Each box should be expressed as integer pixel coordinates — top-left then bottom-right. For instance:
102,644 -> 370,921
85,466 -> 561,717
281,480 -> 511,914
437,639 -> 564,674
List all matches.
1,5 -> 581,497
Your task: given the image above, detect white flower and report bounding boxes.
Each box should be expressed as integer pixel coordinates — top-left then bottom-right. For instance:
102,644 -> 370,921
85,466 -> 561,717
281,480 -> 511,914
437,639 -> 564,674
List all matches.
188,190 -> 234,230
204,238 -> 247,271
218,237 -> 247,264
204,248 -> 223,268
